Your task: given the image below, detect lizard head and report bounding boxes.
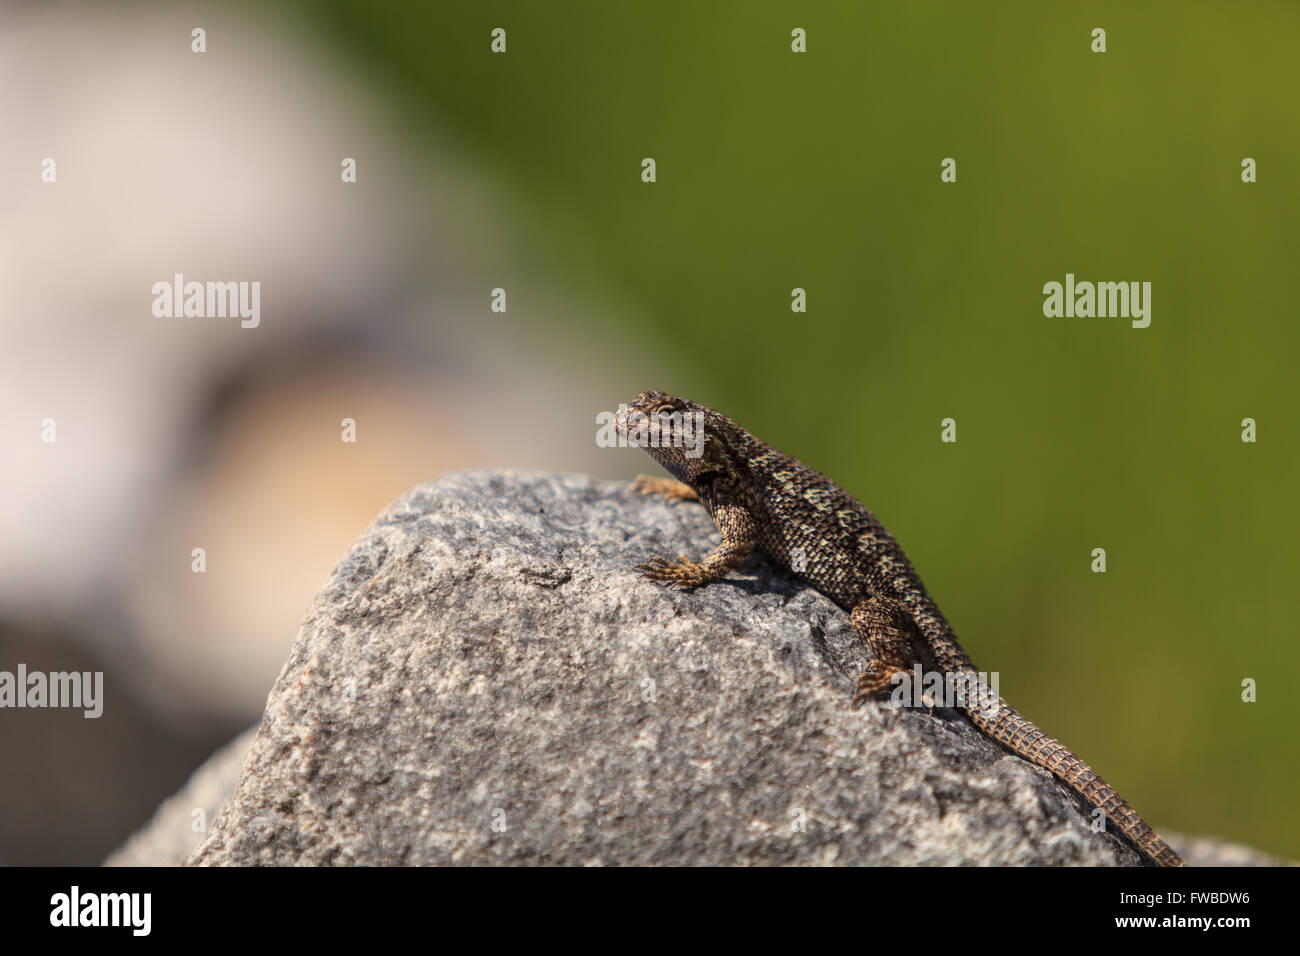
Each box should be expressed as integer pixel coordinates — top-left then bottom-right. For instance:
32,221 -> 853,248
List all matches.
615,390 -> 734,486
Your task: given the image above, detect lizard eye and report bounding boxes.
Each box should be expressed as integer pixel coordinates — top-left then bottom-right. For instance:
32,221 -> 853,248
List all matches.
653,402 -> 678,415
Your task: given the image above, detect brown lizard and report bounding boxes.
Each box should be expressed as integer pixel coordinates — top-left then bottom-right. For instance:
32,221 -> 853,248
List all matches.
614,389 -> 1185,867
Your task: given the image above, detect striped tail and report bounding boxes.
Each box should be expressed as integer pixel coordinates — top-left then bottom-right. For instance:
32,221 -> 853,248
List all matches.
961,690 -> 1184,867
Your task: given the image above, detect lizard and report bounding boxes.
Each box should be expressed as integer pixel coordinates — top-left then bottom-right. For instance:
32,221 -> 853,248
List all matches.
613,389 -> 1185,867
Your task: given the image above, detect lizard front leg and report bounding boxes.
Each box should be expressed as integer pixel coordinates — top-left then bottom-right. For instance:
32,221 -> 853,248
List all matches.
631,475 -> 700,504
637,499 -> 756,587
850,596 -> 925,708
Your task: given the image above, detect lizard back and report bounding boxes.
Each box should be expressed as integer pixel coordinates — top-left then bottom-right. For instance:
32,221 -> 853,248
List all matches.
619,390 -> 1185,866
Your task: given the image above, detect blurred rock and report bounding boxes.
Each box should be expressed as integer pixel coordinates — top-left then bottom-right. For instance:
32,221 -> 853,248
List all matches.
105,727 -> 257,867
1163,832 -> 1292,868
0,623 -> 235,865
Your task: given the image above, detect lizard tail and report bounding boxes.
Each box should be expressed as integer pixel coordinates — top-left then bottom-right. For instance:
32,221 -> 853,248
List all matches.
961,695 -> 1185,867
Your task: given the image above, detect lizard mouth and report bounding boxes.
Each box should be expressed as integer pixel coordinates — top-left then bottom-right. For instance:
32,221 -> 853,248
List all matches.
613,404 -> 654,440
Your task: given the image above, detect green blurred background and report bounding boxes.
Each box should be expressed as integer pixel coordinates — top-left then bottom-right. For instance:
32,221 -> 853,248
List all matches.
298,1 -> 1295,855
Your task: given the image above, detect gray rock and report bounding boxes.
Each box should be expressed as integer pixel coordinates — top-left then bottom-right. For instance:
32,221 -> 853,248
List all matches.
1162,832 -> 1292,868
105,727 -> 256,866
183,470 -> 1213,865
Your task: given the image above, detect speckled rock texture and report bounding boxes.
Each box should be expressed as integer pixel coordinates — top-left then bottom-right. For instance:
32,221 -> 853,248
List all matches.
185,469 -> 1195,866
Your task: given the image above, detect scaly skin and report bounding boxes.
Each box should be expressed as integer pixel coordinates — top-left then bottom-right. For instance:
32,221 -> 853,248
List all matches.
614,389 -> 1184,867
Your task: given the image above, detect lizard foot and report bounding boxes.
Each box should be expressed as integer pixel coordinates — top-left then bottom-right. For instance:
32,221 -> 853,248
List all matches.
850,661 -> 905,709
636,555 -> 715,587
848,597 -> 924,711
631,475 -> 699,504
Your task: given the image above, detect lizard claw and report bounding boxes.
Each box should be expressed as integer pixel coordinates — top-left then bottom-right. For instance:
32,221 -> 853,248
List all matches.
635,555 -> 711,587
631,475 -> 699,505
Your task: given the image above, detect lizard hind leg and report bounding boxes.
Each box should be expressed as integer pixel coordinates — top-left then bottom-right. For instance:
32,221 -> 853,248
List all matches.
849,596 -> 924,709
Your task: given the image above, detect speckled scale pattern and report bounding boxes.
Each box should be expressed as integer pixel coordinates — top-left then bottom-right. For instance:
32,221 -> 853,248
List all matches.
617,390 -> 1184,868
